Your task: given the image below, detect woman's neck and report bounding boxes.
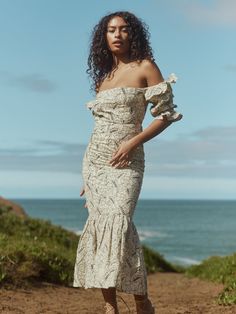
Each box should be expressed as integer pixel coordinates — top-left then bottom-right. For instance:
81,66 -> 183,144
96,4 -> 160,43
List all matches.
112,53 -> 131,68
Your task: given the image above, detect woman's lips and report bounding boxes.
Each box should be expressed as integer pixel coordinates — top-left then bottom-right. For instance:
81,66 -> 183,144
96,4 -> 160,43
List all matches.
113,41 -> 123,46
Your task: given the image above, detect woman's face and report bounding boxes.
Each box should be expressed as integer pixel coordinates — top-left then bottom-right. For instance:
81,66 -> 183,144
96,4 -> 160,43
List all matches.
106,16 -> 130,55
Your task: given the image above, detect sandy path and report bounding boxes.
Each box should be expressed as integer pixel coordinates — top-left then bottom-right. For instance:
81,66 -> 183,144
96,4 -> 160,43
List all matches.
1,272 -> 236,314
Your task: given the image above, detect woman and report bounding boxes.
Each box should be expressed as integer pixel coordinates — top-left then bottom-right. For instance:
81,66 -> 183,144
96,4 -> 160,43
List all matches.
73,11 -> 183,314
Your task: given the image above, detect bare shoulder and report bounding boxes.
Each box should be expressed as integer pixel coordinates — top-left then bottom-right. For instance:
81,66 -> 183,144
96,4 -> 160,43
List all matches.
139,59 -> 164,86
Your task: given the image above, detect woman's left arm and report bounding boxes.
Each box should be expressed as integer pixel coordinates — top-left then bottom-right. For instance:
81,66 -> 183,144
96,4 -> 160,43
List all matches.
109,60 -> 174,168
132,118 -> 172,146
130,60 -> 174,143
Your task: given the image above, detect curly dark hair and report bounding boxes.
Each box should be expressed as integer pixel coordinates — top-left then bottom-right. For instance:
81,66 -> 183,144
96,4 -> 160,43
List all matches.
86,11 -> 155,93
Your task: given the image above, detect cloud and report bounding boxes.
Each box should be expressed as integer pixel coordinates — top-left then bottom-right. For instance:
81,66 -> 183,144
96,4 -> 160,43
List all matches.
0,170 -> 83,199
1,127 -> 236,199
140,176 -> 236,200
180,0 -> 236,27
0,70 -> 57,93
225,65 -> 236,72
144,125 -> 236,178
0,140 -> 86,173
0,125 -> 236,179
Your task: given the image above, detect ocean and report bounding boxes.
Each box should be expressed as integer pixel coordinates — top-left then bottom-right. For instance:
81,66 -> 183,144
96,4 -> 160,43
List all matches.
12,199 -> 236,267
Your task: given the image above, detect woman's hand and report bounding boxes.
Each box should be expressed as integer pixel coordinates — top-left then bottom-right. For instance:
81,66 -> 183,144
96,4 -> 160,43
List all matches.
108,139 -> 137,168
80,186 -> 87,208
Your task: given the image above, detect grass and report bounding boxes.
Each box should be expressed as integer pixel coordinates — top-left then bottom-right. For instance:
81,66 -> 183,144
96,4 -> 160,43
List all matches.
0,205 -> 180,288
0,205 -> 79,288
186,254 -> 236,305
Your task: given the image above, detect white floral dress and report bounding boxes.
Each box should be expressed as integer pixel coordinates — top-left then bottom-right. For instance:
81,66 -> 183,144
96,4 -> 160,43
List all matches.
73,74 -> 182,295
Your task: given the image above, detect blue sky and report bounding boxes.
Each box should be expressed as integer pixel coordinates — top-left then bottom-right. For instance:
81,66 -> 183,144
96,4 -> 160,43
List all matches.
0,0 -> 235,199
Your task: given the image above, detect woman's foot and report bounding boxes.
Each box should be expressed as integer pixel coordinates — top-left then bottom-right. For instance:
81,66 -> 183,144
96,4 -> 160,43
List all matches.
104,302 -> 119,314
135,297 -> 155,314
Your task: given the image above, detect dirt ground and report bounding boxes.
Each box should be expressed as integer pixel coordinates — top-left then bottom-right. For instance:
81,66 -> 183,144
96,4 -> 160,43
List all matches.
1,272 -> 236,314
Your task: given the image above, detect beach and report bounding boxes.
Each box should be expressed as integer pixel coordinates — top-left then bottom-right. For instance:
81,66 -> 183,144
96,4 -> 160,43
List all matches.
1,272 -> 236,314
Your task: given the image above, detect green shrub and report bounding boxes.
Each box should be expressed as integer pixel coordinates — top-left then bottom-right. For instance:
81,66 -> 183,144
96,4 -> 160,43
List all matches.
0,207 -> 79,287
143,244 -> 183,273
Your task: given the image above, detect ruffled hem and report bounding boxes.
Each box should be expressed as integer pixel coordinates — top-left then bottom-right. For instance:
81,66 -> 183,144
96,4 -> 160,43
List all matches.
72,282 -> 147,295
154,110 -> 183,122
73,212 -> 147,295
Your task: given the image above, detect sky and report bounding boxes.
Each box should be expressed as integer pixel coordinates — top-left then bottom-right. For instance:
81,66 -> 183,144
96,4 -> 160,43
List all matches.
0,0 -> 236,200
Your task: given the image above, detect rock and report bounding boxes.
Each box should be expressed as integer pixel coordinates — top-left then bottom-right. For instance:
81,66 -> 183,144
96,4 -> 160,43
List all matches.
0,196 -> 28,218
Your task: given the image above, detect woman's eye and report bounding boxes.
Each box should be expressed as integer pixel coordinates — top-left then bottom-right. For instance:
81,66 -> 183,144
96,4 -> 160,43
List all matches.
107,28 -> 129,33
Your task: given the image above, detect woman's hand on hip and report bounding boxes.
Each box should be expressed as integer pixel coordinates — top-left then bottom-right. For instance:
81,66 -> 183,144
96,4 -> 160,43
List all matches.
109,140 -> 136,168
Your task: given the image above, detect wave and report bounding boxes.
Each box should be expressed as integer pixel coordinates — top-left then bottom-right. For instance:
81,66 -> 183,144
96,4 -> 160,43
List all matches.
138,229 -> 170,241
170,256 -> 201,265
68,228 -> 84,236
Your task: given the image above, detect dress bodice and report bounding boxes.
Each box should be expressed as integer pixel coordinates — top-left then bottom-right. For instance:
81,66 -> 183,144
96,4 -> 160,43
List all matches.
86,73 -> 183,126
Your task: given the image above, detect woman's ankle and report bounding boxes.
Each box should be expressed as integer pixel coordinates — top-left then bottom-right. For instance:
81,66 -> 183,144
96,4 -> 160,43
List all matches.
134,292 -> 148,301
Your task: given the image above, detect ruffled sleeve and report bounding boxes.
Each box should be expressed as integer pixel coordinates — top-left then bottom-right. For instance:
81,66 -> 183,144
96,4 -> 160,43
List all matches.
145,73 -> 183,122
86,99 -> 97,110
